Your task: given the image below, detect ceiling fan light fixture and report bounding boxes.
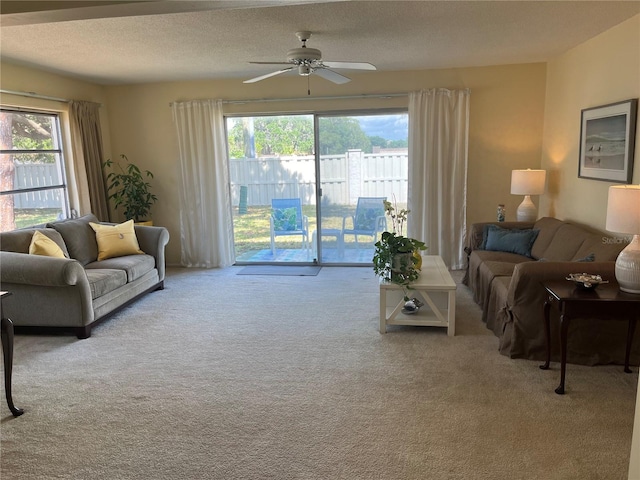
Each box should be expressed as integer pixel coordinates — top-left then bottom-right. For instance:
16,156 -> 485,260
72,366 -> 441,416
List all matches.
298,65 -> 311,76
287,47 -> 322,63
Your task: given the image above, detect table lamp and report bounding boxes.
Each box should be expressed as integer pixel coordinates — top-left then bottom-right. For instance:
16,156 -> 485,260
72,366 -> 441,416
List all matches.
605,184 -> 640,294
511,169 -> 546,222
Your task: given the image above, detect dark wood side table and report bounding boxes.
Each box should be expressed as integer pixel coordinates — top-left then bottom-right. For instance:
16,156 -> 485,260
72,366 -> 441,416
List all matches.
539,281 -> 640,395
1,292 -> 24,416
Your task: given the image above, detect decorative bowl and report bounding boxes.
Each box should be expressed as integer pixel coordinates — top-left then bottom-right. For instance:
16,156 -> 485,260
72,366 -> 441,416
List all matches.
565,273 -> 608,290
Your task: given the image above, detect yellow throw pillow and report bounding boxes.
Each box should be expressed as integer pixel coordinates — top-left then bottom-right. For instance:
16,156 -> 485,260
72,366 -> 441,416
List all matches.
29,230 -> 67,258
89,220 -> 144,261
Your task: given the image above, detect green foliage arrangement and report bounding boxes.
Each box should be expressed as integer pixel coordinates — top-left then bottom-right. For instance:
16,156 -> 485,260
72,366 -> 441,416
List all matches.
104,154 -> 157,222
372,199 -> 427,288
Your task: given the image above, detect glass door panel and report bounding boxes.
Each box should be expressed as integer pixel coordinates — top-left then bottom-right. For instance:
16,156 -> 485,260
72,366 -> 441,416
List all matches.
316,113 -> 409,264
227,114 -> 316,264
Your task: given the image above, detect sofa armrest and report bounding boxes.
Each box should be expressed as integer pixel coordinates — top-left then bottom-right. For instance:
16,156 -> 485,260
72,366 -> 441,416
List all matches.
134,225 -> 170,281
0,251 -> 85,286
507,260 -> 617,308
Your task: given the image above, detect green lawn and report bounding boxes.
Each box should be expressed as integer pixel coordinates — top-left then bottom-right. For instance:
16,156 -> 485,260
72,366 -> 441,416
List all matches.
13,208 -> 62,229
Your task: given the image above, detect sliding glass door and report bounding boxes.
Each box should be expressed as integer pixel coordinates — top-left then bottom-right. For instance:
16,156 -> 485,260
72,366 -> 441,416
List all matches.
316,113 -> 408,264
226,111 -> 408,265
227,114 -> 316,264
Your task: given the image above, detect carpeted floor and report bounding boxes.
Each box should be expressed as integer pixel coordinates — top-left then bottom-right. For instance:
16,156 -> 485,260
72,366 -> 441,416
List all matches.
1,267 -> 637,479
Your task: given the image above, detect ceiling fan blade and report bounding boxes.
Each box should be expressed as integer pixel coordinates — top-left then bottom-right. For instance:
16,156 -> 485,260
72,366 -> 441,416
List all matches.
249,61 -> 293,65
322,61 -> 376,71
243,67 -> 294,84
314,68 -> 351,84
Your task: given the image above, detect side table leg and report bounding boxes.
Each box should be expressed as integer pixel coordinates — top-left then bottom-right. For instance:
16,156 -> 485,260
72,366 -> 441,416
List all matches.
625,317 -> 637,374
447,290 -> 456,336
1,317 -> 24,416
555,313 -> 570,395
379,287 -> 387,334
540,299 -> 552,370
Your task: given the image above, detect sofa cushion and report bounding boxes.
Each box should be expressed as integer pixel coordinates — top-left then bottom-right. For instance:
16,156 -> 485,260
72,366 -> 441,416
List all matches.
571,234 -> 627,262
483,225 -> 539,257
48,214 -> 99,266
85,269 -> 128,299
89,220 -> 144,261
29,230 -> 67,258
1,228 -> 69,256
481,260 -> 520,278
530,217 -> 566,259
538,224 -> 589,261
85,254 -> 155,282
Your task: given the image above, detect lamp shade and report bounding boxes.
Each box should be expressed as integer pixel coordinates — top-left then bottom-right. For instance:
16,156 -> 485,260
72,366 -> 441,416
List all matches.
606,185 -> 640,234
606,184 -> 640,294
510,169 -> 546,195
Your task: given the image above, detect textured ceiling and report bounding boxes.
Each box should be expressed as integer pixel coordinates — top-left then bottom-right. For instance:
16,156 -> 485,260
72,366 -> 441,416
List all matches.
1,0 -> 638,85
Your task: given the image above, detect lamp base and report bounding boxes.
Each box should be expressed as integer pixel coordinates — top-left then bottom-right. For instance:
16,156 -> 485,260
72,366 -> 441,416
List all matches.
615,234 -> 640,294
516,195 -> 538,222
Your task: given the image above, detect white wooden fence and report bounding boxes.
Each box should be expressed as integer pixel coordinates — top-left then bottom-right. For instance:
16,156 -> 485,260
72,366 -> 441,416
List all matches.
14,150 -> 409,210
229,150 -> 408,207
12,163 -> 63,208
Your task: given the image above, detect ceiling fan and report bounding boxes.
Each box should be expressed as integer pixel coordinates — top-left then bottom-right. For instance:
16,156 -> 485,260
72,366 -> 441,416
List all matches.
243,31 -> 376,85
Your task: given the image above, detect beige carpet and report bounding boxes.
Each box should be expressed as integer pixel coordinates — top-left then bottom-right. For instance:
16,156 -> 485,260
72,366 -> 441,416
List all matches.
1,267 -> 637,480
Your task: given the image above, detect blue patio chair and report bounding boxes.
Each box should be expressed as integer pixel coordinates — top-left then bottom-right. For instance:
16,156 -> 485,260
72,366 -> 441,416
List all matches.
270,198 -> 310,256
342,197 -> 387,246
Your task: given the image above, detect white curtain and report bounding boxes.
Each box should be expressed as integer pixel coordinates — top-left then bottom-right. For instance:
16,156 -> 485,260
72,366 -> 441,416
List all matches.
171,99 -> 234,268
408,89 -> 470,270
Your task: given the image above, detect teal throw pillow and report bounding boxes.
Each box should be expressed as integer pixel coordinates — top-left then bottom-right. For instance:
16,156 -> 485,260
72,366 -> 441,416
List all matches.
273,207 -> 297,231
483,225 -> 540,258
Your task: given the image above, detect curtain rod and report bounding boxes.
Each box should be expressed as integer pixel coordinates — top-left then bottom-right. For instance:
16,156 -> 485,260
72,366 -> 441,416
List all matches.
0,89 -> 70,103
170,92 -> 408,106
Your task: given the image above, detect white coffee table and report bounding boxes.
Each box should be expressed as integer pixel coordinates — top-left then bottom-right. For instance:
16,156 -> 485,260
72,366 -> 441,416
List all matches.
379,255 -> 456,335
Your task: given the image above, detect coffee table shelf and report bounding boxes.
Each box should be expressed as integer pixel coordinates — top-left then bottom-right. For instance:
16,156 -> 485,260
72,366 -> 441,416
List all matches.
379,255 -> 456,335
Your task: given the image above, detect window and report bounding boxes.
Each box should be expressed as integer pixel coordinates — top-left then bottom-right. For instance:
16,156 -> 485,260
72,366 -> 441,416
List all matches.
0,109 -> 70,232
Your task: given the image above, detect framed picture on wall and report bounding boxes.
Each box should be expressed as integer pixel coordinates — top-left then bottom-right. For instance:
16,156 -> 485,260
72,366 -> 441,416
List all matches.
578,98 -> 637,183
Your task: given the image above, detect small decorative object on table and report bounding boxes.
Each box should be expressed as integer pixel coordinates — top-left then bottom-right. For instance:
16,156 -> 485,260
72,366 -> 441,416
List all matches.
402,297 -> 424,314
372,197 -> 427,299
565,273 -> 608,290
497,204 -> 506,222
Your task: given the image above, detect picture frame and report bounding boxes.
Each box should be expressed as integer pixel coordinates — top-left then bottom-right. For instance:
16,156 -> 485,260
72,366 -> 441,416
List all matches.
578,98 -> 637,183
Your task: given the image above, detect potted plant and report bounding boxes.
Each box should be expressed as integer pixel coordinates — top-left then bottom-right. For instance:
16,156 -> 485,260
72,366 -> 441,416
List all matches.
373,199 -> 427,290
104,154 -> 157,224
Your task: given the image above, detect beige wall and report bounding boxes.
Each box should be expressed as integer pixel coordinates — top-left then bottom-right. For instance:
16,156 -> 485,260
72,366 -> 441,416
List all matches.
540,14 -> 640,228
102,63 -> 546,264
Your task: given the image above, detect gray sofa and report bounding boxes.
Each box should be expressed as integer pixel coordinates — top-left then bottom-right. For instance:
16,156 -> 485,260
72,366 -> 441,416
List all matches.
0,214 -> 169,338
463,217 -> 636,366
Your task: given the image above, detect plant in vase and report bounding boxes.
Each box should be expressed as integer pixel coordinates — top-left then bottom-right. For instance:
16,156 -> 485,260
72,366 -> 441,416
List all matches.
372,199 -> 427,302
